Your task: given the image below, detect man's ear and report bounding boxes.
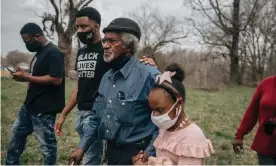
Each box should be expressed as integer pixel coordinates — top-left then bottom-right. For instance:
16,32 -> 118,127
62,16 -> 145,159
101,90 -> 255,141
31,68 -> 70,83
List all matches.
123,44 -> 132,53
93,24 -> 100,33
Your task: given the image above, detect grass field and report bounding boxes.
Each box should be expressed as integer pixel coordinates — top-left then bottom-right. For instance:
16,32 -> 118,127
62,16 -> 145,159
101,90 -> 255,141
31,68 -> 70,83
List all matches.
1,78 -> 259,165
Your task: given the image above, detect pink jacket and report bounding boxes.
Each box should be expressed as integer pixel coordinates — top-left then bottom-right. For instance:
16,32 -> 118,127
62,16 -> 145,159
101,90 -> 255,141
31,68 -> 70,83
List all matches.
149,123 -> 214,165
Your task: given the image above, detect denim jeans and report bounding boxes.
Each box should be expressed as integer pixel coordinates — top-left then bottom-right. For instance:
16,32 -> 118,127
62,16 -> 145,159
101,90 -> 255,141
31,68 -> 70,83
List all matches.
5,105 -> 57,165
257,153 -> 276,165
76,110 -> 103,165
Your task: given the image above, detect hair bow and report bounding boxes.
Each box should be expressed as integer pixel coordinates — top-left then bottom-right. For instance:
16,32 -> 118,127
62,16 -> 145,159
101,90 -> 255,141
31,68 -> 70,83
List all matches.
155,71 -> 176,85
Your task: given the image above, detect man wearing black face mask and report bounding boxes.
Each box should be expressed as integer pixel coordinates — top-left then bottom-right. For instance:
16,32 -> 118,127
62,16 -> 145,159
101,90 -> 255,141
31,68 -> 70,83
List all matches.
5,23 -> 65,165
54,7 -> 107,165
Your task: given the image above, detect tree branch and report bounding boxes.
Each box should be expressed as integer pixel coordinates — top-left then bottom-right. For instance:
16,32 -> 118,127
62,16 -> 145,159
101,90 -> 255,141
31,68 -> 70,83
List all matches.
81,0 -> 94,9
48,0 -> 65,35
211,0 -> 232,28
240,0 -> 266,31
75,0 -> 93,9
59,0 -> 63,24
49,0 -> 59,25
40,13 -> 55,39
75,0 -> 86,9
69,0 -> 74,10
190,0 -> 232,33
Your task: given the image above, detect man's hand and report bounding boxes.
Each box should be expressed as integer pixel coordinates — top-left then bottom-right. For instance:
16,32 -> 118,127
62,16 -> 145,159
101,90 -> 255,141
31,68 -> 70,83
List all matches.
132,150 -> 149,164
54,115 -> 66,136
68,148 -> 84,165
133,159 -> 148,165
11,67 -> 28,82
232,139 -> 244,154
140,56 -> 157,68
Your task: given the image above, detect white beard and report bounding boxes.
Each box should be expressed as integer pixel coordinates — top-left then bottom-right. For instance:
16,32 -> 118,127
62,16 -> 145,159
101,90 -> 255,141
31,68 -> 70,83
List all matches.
104,51 -> 115,63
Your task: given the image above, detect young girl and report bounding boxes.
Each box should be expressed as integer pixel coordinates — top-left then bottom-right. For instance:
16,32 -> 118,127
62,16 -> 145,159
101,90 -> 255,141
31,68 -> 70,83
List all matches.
133,63 -> 214,165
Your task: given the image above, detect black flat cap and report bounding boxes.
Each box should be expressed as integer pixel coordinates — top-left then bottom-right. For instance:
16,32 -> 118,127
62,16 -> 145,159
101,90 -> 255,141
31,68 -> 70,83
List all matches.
103,18 -> 141,40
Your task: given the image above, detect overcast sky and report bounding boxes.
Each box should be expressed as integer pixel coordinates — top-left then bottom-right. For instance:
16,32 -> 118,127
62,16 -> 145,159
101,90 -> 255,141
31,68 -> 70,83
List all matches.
1,0 -> 199,56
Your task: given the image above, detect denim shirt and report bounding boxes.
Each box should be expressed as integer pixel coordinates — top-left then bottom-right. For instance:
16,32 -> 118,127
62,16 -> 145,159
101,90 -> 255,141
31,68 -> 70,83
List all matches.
78,56 -> 160,156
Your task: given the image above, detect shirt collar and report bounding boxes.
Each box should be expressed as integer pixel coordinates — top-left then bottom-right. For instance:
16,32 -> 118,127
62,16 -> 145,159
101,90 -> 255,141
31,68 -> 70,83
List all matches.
44,41 -> 50,46
110,55 -> 138,80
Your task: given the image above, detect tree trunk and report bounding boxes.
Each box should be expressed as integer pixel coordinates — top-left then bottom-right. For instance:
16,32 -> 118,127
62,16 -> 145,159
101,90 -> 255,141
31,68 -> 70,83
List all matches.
202,61 -> 207,87
269,45 -> 276,75
259,67 -> 264,81
251,54 -> 258,82
229,54 -> 240,84
229,0 -> 241,84
251,66 -> 258,82
239,46 -> 247,85
58,35 -> 72,76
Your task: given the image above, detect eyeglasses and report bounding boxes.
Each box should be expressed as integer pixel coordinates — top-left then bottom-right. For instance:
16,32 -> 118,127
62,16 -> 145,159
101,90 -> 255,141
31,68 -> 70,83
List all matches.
23,36 -> 35,43
102,38 -> 121,45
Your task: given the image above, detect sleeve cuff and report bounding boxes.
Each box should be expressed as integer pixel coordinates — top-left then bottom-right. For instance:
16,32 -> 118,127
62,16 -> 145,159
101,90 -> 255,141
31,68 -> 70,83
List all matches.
78,137 -> 91,152
49,73 -> 63,78
145,146 -> 156,157
235,130 -> 244,140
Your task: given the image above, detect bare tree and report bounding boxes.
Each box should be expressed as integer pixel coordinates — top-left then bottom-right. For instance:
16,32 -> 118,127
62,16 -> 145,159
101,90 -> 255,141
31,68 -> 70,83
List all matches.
184,0 -> 265,84
1,56 -> 8,67
262,0 -> 276,76
38,0 -> 94,74
5,50 -> 30,69
128,4 -> 188,61
239,0 -> 276,83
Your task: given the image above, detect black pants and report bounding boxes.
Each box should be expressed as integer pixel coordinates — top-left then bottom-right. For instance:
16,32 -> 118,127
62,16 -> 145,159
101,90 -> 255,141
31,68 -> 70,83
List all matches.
257,153 -> 276,165
105,140 -> 150,165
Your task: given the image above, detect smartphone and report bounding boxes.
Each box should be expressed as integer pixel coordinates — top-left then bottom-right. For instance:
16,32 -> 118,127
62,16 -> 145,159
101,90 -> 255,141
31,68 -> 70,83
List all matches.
5,68 -> 15,73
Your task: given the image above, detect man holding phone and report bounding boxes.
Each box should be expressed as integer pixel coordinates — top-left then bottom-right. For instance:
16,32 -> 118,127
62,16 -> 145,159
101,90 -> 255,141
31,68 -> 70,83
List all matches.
5,23 -> 65,165
6,68 -> 14,73
6,68 -> 26,82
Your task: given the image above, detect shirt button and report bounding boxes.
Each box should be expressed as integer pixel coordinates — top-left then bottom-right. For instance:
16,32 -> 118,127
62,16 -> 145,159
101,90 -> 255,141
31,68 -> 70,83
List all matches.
113,84 -> 116,88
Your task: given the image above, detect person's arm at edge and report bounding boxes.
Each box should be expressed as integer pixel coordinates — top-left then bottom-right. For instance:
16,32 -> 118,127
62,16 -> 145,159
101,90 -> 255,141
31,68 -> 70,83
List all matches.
235,80 -> 264,140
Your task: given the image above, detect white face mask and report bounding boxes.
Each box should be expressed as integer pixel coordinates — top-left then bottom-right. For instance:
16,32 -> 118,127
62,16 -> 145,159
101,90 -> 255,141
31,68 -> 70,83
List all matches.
151,99 -> 182,129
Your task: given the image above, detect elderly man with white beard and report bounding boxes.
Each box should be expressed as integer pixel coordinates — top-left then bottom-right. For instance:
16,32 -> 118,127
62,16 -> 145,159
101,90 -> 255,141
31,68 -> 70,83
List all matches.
68,17 -> 160,165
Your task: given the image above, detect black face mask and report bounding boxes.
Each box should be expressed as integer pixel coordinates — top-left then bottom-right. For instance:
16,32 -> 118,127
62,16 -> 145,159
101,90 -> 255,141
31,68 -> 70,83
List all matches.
77,29 -> 95,44
25,40 -> 42,52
